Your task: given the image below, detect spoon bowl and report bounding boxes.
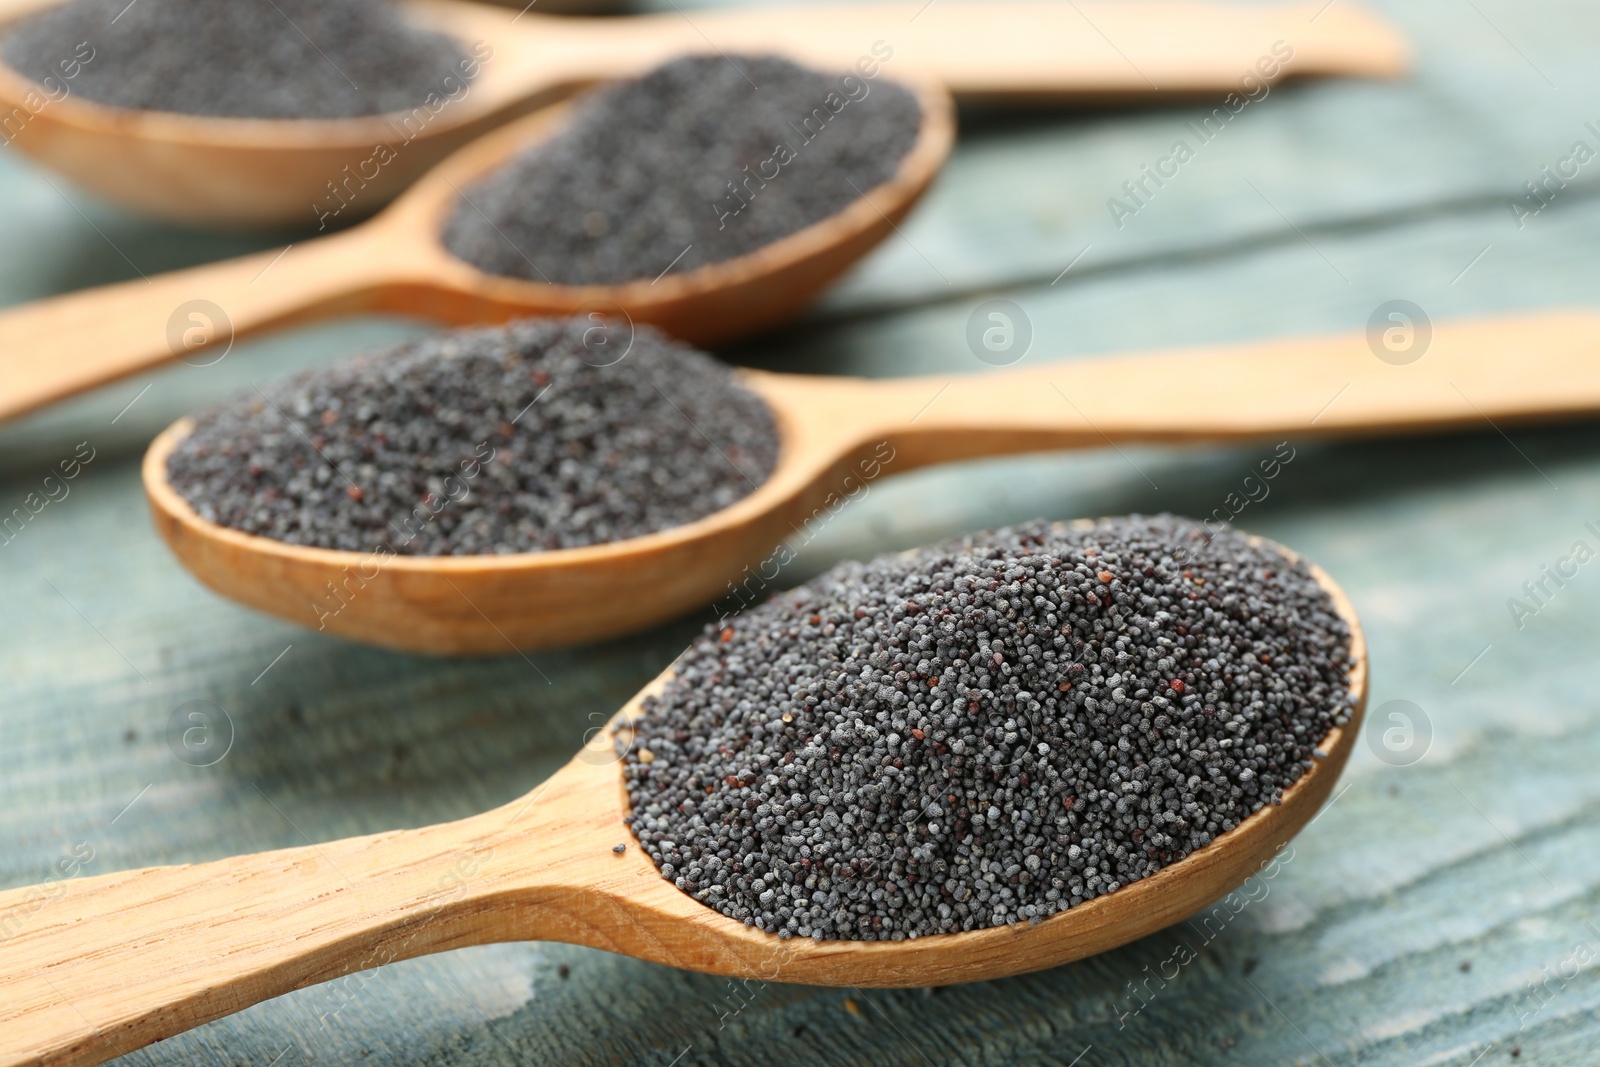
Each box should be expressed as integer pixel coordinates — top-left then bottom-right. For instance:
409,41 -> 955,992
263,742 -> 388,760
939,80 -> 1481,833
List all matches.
0,0 -> 1410,228
0,528 -> 1366,1067
0,73 -> 953,422
143,308 -> 1600,655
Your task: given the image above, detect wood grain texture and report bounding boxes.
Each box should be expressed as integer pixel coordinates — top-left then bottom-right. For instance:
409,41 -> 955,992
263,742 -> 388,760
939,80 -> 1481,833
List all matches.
4,0 -> 1600,1063
0,0 -> 1406,227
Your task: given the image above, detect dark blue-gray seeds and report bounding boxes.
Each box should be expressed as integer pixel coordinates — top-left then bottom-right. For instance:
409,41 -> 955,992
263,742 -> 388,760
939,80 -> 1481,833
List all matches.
442,54 -> 923,285
165,318 -> 778,554
623,516 -> 1354,941
2,0 -> 469,119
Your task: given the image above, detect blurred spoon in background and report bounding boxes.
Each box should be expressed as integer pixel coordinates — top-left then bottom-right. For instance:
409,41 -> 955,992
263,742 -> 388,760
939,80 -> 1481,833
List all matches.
0,71 -> 954,420
0,0 -> 1409,228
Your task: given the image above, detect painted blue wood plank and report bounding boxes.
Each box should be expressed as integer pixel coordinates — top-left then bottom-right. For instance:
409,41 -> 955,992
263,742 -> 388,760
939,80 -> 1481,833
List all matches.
4,0 -> 1600,1063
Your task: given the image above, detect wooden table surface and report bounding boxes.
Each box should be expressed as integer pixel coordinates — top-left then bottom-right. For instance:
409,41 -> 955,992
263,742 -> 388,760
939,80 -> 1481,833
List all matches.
4,0 -> 1599,1063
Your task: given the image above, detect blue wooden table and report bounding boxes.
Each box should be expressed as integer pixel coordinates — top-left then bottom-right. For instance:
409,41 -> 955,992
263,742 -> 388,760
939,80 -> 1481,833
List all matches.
5,0 -> 1600,1063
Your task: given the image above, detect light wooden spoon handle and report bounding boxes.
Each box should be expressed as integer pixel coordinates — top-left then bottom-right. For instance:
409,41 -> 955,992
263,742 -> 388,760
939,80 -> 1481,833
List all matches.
512,0 -> 1409,96
0,814 -> 526,1067
844,309 -> 1600,465
0,226 -> 412,423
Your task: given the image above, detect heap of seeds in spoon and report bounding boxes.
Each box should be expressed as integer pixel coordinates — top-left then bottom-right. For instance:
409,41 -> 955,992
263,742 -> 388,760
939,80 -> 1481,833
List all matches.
164,318 -> 778,554
442,52 -> 923,285
2,0 -> 474,119
623,515 -> 1354,941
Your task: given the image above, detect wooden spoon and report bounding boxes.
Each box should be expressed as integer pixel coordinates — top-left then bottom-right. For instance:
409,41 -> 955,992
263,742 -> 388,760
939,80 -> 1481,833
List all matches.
0,0 -> 1410,228
0,534 -> 1367,1067
143,307 -> 1600,655
0,74 -> 954,421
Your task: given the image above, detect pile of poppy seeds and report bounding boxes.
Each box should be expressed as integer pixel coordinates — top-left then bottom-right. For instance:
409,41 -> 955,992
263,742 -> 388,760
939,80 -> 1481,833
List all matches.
164,318 -> 778,554
442,53 -> 924,286
2,0 -> 471,119
622,516 -> 1354,941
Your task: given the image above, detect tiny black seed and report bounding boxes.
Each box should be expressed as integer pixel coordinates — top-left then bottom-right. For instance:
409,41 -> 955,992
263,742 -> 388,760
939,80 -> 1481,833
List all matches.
3,0 -> 470,119
166,318 -> 778,555
622,516 -> 1354,940
442,54 -> 923,287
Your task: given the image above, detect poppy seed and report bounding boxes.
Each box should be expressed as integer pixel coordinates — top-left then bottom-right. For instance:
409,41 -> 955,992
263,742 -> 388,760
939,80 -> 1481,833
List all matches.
165,317 -> 778,554
2,0 -> 471,119
441,53 -> 923,286
622,516 -> 1354,941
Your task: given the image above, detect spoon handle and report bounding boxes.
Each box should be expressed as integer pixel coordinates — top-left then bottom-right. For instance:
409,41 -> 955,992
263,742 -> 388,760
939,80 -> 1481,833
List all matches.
854,309 -> 1600,466
0,226 -> 412,424
516,0 -> 1408,97
0,816 -> 518,1067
